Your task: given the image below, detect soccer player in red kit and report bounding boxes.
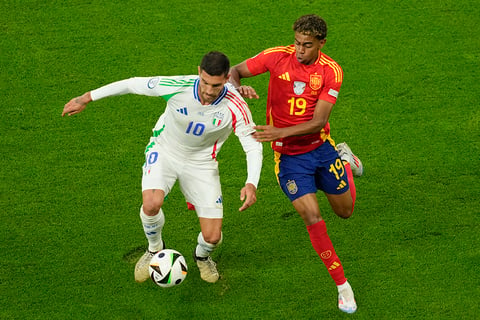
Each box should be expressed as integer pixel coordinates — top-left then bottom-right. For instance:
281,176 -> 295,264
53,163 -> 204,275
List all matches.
230,14 -> 362,314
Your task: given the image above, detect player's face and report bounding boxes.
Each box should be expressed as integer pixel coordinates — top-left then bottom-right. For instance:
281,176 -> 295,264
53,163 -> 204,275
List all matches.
197,68 -> 229,105
294,32 -> 326,65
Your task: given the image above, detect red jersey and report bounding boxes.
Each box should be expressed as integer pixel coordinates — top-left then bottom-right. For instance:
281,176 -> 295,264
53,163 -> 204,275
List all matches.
246,45 -> 343,155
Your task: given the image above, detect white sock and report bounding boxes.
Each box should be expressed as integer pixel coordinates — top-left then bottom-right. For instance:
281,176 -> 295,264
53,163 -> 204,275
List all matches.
337,280 -> 351,292
139,206 -> 165,252
195,232 -> 222,258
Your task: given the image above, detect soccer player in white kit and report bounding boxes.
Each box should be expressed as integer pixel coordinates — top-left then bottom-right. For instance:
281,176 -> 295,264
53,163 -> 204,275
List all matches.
62,52 -> 263,283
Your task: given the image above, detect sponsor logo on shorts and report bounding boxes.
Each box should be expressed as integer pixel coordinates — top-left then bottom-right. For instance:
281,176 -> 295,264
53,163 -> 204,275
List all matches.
286,180 -> 298,194
337,180 -> 347,190
215,196 -> 223,208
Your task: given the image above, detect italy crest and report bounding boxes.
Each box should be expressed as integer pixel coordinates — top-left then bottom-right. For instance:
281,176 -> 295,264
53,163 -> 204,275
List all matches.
213,112 -> 224,126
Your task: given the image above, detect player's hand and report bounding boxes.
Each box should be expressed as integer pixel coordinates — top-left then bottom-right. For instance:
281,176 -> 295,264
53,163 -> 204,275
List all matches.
239,183 -> 257,211
62,92 -> 92,117
236,85 -> 259,99
253,125 -> 284,142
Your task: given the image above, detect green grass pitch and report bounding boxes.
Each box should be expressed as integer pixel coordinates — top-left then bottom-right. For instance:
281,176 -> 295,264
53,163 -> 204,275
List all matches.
1,0 -> 479,318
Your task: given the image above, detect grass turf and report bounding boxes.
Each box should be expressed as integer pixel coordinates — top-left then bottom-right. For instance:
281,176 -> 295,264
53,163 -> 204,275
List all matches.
1,0 -> 479,318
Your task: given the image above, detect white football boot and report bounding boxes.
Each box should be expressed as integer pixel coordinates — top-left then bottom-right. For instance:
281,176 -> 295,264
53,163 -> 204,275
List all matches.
194,253 -> 219,283
134,250 -> 157,283
337,280 -> 357,313
337,142 -> 364,177
134,241 -> 165,283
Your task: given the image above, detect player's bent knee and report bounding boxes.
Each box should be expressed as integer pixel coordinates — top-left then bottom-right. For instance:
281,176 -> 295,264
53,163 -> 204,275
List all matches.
326,192 -> 354,219
142,203 -> 162,216
142,190 -> 164,216
336,206 -> 353,219
202,233 -> 222,245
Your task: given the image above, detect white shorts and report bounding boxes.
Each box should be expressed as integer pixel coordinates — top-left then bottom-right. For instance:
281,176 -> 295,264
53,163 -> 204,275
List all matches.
142,143 -> 223,219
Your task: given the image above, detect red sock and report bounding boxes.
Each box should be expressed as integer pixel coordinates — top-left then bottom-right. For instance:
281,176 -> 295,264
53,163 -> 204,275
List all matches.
307,220 -> 347,285
344,162 -> 356,214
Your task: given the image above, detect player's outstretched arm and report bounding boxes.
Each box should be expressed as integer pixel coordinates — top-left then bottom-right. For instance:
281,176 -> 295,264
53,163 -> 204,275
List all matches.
62,92 -> 92,117
230,62 -> 259,99
239,183 -> 257,212
253,100 -> 334,142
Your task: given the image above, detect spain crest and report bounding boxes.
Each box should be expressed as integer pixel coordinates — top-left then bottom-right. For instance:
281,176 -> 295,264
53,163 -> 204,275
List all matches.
309,74 -> 323,90
286,180 -> 298,195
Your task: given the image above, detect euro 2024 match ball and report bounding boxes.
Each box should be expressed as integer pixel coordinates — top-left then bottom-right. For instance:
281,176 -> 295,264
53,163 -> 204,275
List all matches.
149,249 -> 188,287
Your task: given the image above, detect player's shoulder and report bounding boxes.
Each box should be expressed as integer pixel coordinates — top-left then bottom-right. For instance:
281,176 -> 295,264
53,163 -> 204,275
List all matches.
316,53 -> 343,82
225,82 -> 241,94
262,44 -> 296,57
224,83 -> 248,104
224,83 -> 251,113
316,53 -> 342,71
156,75 -> 197,87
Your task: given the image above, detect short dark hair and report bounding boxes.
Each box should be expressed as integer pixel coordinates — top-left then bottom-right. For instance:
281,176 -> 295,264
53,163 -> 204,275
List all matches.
293,14 -> 327,40
200,51 -> 230,77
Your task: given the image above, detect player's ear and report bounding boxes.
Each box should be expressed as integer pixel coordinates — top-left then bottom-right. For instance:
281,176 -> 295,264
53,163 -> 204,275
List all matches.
198,66 -> 201,75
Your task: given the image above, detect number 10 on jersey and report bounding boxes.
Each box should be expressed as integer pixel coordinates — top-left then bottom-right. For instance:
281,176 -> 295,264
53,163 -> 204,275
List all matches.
185,121 -> 206,136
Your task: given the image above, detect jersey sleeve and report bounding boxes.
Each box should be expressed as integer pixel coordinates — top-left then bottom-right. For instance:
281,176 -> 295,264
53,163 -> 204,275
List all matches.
245,50 -> 271,76
225,84 -> 257,137
238,133 -> 263,188
90,76 -> 195,101
224,84 -> 263,187
317,60 -> 343,104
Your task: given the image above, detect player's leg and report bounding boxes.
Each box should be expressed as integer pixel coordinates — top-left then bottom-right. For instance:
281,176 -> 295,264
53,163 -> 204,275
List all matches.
194,217 -> 223,283
327,152 -> 357,218
278,146 -> 357,313
141,189 -> 167,252
134,189 -> 167,283
291,194 -> 347,285
135,146 -> 176,283
319,142 -> 356,218
179,161 -> 223,283
293,194 -> 356,313
326,190 -> 354,219
276,150 -> 347,284
314,146 -> 357,313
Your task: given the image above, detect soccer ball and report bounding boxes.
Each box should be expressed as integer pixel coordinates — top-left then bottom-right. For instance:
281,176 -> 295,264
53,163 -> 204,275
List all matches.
149,249 -> 188,287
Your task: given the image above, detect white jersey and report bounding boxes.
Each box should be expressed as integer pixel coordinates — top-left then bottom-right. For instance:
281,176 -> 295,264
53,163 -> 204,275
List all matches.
90,75 -> 262,187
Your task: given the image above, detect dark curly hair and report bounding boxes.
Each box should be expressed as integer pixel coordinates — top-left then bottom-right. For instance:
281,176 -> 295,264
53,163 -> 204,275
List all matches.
293,14 -> 327,40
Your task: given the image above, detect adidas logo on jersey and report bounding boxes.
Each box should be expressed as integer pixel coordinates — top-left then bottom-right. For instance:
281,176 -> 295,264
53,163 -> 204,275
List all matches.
278,72 -> 291,81
176,107 -> 188,115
